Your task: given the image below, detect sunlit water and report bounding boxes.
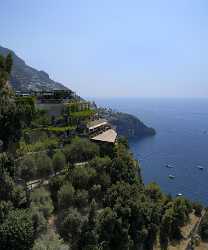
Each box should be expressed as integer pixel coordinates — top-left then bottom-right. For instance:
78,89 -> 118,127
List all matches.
93,97 -> 208,205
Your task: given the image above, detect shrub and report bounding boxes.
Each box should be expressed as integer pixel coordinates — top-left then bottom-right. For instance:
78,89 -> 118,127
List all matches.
33,230 -> 70,250
31,208 -> 47,238
0,209 -> 34,250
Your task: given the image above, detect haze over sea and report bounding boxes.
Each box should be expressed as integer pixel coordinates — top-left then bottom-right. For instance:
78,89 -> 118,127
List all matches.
93,97 -> 208,205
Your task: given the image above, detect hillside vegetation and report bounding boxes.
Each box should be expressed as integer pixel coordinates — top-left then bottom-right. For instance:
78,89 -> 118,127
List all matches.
0,52 -> 206,250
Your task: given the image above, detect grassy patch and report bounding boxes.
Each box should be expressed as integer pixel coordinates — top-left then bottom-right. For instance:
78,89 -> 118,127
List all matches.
70,109 -> 95,118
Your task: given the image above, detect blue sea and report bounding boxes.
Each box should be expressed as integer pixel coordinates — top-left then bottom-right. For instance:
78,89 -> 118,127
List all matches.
93,98 -> 208,205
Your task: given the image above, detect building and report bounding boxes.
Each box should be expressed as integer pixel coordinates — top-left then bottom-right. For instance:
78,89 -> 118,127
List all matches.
87,119 -> 117,144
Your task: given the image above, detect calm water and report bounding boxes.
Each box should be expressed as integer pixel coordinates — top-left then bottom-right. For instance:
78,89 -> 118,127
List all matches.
93,98 -> 208,205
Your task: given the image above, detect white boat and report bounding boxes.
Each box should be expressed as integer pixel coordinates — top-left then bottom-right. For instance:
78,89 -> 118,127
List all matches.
177,193 -> 183,197
165,164 -> 174,168
168,174 -> 175,179
197,165 -> 204,170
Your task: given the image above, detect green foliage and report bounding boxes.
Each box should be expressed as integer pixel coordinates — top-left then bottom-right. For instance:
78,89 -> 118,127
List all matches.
33,109 -> 51,126
0,172 -> 16,202
0,209 -> 34,250
0,152 -> 15,177
58,208 -> 83,248
33,230 -> 70,250
0,201 -> 13,224
79,199 -> 98,250
70,109 -> 95,118
58,182 -> 75,210
117,136 -> 129,149
0,53 -> 12,82
47,125 -> 75,133
31,208 -> 48,238
97,207 -> 131,250
63,137 -> 99,163
49,175 -> 65,210
31,187 -> 54,218
74,189 -> 89,210
0,67 -> 198,250
71,165 -> 96,190
5,52 -> 13,74
17,137 -> 59,156
52,150 -> 66,173
18,154 -> 37,181
36,153 -> 53,178
89,157 -> 112,193
0,155 -> 26,208
15,96 -> 36,127
0,55 -> 35,150
145,182 -> 163,202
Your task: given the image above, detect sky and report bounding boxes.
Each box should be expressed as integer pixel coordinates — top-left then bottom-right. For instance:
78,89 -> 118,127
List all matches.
1,0 -> 208,98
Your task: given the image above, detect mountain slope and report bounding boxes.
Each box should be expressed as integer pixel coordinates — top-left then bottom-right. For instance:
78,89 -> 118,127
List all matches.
0,45 -> 156,138
0,45 -> 67,91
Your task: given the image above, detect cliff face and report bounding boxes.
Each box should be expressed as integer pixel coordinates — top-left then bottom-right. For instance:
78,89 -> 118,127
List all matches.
0,46 -> 68,91
99,108 -> 156,138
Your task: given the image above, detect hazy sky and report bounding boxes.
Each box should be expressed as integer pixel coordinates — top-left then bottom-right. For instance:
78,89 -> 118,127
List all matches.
1,0 -> 208,97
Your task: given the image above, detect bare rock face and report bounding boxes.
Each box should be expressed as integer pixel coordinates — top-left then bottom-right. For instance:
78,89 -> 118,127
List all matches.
0,45 -> 68,91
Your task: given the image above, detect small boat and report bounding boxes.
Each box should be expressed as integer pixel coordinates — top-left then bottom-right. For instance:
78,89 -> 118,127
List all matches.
168,174 -> 175,179
165,164 -> 174,168
197,165 -> 204,170
177,193 -> 183,197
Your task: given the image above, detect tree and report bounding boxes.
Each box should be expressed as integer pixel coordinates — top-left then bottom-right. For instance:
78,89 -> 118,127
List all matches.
0,201 -> 13,224
58,182 -> 75,210
36,153 -> 53,178
72,165 -> 96,190
0,54 -> 34,150
59,208 -> 83,248
49,175 -> 65,210
160,208 -> 173,250
145,182 -> 163,202
31,187 -> 54,218
74,189 -> 89,210
97,207 -> 130,250
31,208 -> 47,238
0,209 -> 34,250
5,53 -> 13,74
0,152 -> 15,178
52,151 -> 66,173
63,137 -> 99,163
79,199 -> 98,250
19,155 -> 37,182
0,172 -> 16,202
